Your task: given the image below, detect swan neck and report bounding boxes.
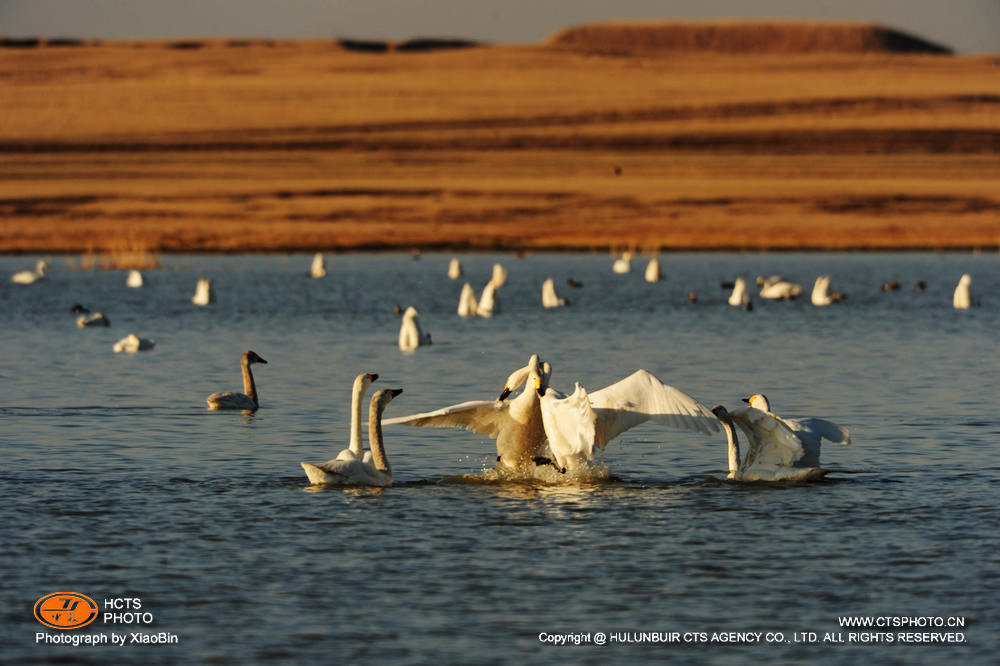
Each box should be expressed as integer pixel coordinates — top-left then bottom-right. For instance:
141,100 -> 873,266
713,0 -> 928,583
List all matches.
349,379 -> 366,454
242,356 -> 258,405
722,419 -> 740,474
368,400 -> 390,473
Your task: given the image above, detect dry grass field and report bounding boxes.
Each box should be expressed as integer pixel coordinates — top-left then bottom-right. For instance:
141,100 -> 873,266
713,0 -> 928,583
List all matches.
1,22 -> 999,254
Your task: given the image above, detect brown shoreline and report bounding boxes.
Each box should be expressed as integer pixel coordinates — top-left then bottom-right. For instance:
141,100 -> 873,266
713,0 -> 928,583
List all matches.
2,36 -> 999,254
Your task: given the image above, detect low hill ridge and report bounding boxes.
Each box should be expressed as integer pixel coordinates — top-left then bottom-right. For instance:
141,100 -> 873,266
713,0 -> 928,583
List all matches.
547,21 -> 952,55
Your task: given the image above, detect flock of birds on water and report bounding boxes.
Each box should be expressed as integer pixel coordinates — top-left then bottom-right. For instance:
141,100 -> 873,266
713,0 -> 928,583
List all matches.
10,251 -> 980,488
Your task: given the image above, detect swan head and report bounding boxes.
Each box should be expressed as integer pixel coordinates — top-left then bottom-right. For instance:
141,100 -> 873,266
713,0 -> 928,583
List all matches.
403,306 -> 418,319
371,387 -> 403,411
498,355 -> 541,401
536,361 -> 552,397
354,372 -> 378,392
742,394 -> 770,411
37,260 -> 49,273
959,273 -> 972,286
711,404 -> 732,422
243,350 -> 268,365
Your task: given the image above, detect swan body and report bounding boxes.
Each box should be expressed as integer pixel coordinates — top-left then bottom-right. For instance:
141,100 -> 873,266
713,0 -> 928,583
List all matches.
477,281 -> 500,317
192,278 -> 214,306
113,333 -> 154,352
811,276 -> 845,306
541,277 -> 567,308
953,274 -> 972,309
398,306 -> 431,351
206,350 -> 267,410
728,277 -> 750,307
12,260 -> 48,285
448,257 -> 463,279
302,388 -> 402,487
644,256 -> 661,282
491,263 -> 508,288
126,270 -> 144,288
309,253 -> 327,278
811,276 -> 832,306
743,394 -> 850,467
457,283 -> 478,317
612,251 -> 632,274
77,312 -> 110,327
712,405 -> 828,481
758,277 -> 802,299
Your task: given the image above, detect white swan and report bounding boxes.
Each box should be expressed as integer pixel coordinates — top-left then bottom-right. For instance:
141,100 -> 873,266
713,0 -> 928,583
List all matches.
192,278 -> 214,306
112,333 -> 154,352
11,260 -> 48,285
644,256 -> 661,282
728,277 -> 750,307
742,394 -> 850,467
457,283 -> 478,317
309,253 -> 327,278
384,355 -> 720,475
712,405 -> 828,481
811,276 -> 845,306
383,354 -> 550,473
491,263 -> 508,288
206,350 -> 268,411
300,372 -> 378,471
477,280 -> 500,317
301,388 -> 402,487
541,277 -> 567,308
953,273 -> 972,310
398,306 -> 431,351
811,276 -> 832,306
76,312 -> 110,327
612,251 -> 632,274
126,270 -> 144,288
758,277 -> 802,299
448,257 -> 463,279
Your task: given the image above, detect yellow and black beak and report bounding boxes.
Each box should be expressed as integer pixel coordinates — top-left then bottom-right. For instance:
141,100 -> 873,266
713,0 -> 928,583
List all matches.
498,386 -> 512,401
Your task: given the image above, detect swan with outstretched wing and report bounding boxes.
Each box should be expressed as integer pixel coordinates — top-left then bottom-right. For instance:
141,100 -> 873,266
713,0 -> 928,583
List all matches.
538,370 -> 719,472
382,354 -> 549,472
713,405 -> 828,481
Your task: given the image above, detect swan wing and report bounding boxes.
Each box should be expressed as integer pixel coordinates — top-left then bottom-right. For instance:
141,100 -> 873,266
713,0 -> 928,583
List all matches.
784,417 -> 851,445
588,370 -> 719,447
381,400 -> 511,438
728,407 -> 805,468
539,383 -> 598,469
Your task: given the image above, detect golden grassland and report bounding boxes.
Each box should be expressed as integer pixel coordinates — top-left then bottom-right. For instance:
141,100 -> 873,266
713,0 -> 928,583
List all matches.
1,25 -> 999,254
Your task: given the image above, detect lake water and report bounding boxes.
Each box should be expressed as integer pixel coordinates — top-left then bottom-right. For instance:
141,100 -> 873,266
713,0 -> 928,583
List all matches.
1,252 -> 997,664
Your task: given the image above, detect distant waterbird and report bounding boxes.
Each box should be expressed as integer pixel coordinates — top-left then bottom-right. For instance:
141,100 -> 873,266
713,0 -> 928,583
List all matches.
206,350 -> 268,411
11,260 -> 48,285
398,306 -> 431,351
192,278 -> 214,306
953,274 -> 972,309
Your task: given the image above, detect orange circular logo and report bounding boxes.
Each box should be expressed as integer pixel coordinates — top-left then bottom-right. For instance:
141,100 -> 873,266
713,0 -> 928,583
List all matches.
34,592 -> 99,630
